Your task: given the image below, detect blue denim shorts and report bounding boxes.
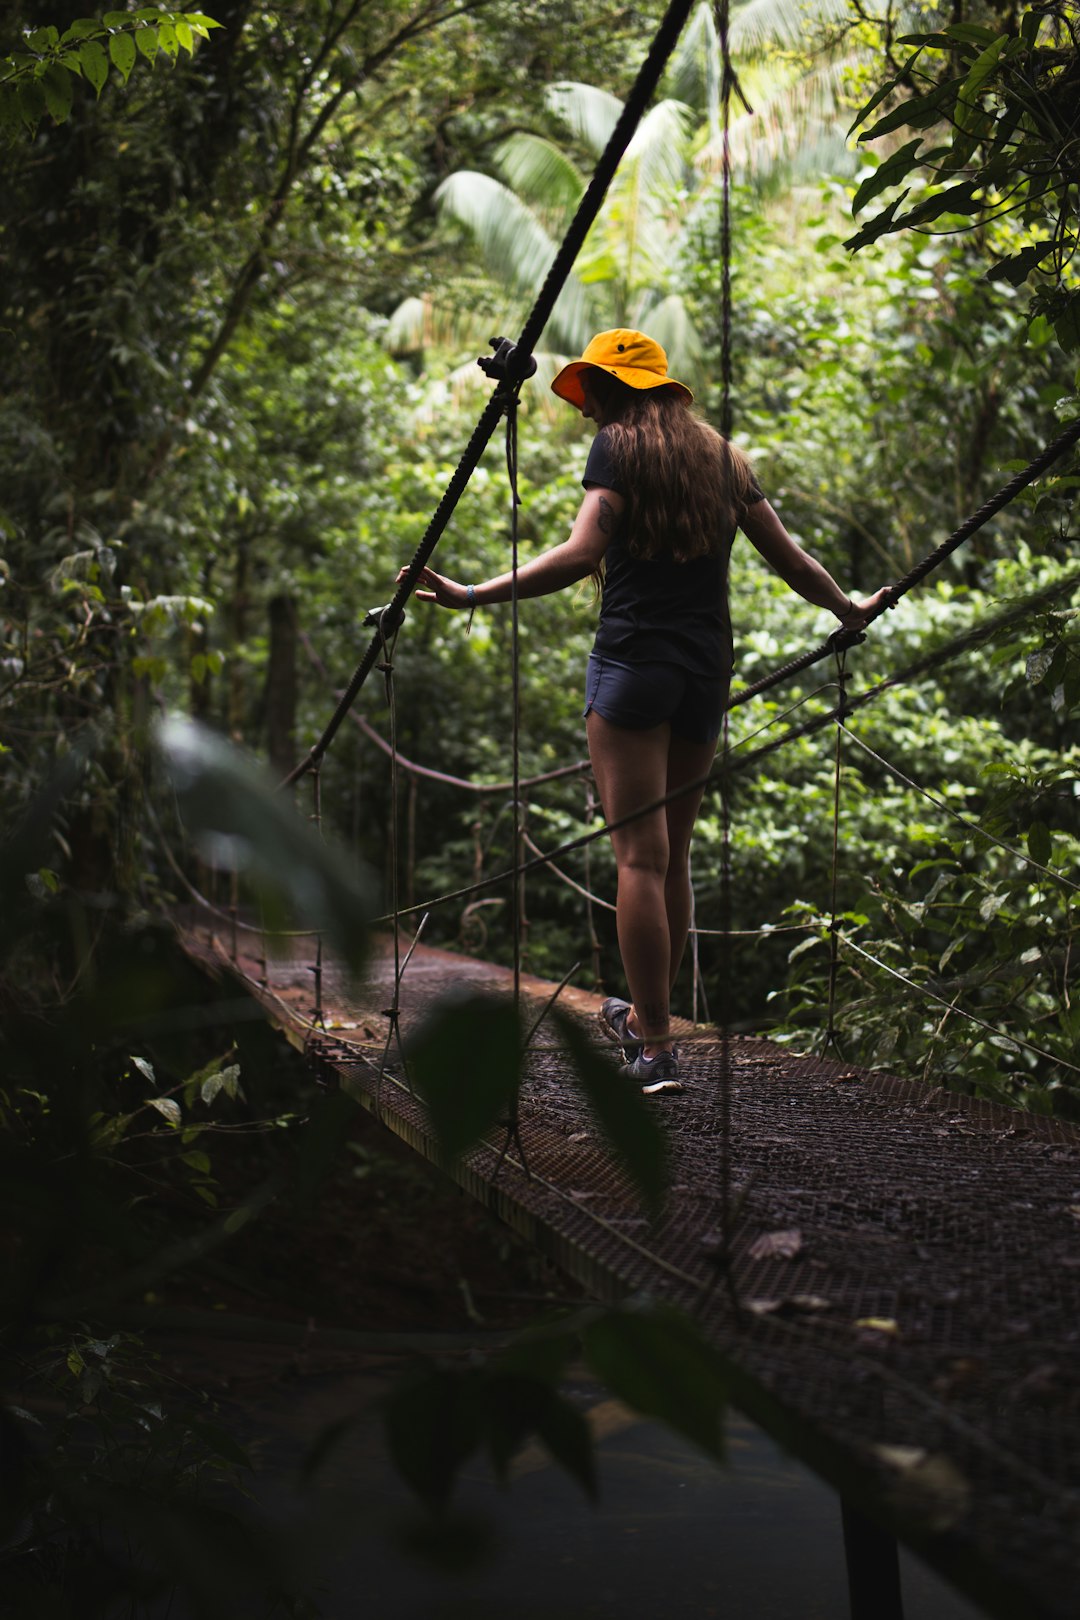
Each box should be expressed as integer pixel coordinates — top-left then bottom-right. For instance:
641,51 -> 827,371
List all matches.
583,653 -> 728,742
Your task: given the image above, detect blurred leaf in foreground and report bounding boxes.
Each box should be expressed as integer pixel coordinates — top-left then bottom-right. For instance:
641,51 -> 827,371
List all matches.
157,716 -> 371,971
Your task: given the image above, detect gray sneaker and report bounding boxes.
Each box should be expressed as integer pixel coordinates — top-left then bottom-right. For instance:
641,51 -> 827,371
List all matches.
622,1049 -> 684,1095
600,997 -> 642,1060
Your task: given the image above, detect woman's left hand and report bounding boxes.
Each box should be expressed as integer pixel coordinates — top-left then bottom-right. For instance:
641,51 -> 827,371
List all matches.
396,565 -> 469,609
839,586 -> 894,631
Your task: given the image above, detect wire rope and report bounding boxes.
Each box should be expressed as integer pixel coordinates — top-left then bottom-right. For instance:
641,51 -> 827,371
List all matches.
836,935 -> 1080,1081
362,568 -> 1080,927
838,723 -> 1080,895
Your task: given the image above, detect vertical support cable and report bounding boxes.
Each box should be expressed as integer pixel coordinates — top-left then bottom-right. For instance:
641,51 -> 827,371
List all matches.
718,705 -> 734,1263
505,389 -> 524,1016
710,0 -> 742,1307
823,646 -> 850,1056
406,773 -> 418,914
374,607 -> 414,1092
688,849 -> 711,1027
584,779 -> 603,991
717,0 -> 733,444
500,382 -> 531,1180
310,766 -> 325,1028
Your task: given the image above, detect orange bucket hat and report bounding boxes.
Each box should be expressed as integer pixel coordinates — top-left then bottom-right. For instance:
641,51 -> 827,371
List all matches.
550,328 -> 693,410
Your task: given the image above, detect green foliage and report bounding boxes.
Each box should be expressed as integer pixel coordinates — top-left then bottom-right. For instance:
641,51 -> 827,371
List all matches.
0,10 -> 220,138
846,4 -> 1080,357
158,715 -> 372,970
406,992 -> 668,1216
1,1329 -> 269,1614
361,1297 -> 726,1526
408,990 -> 525,1161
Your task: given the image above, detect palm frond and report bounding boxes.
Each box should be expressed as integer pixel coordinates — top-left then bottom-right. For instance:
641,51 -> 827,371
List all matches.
630,292 -> 703,381
731,0 -> 852,57
669,1 -> 721,125
384,295 -> 427,353
545,80 -> 623,156
495,133 -> 585,222
435,170 -> 564,293
383,295 -> 490,357
623,98 -> 695,200
434,171 -> 593,352
696,57 -> 859,182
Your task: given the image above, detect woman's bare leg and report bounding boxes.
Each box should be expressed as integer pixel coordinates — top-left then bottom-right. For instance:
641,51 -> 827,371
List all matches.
664,731 -> 719,993
587,711 -> 676,1057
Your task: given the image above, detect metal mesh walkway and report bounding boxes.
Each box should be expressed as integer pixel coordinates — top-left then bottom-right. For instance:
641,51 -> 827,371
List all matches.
179,918 -> 1080,1620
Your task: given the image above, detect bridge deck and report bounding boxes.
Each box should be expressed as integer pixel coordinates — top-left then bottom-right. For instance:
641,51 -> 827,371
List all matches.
179,918 -> 1080,1620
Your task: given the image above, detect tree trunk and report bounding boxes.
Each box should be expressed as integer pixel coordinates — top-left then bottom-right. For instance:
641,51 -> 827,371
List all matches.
266,593 -> 299,780
227,530 -> 251,742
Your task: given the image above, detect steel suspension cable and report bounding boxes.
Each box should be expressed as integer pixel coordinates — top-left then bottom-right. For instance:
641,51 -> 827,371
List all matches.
838,723 -> 1080,895
711,0 -> 740,1297
822,645 -> 849,1056
837,934 -> 1080,1081
507,390 -> 524,1014
729,416 -> 1080,711
281,0 -> 700,789
363,565 -> 1080,926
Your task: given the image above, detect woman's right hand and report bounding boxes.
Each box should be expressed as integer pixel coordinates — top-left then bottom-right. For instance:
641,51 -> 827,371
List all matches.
396,565 -> 469,609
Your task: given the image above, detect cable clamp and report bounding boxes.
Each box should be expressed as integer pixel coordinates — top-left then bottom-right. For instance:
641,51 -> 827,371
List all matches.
477,335 -> 537,386
826,625 -> 865,653
364,601 -> 404,631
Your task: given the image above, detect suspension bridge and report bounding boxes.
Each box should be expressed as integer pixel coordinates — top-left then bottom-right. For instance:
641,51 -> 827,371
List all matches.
160,0 -> 1080,1614
165,444 -> 1080,1620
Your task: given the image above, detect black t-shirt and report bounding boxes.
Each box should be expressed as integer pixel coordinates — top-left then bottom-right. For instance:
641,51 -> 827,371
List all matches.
582,426 -> 764,678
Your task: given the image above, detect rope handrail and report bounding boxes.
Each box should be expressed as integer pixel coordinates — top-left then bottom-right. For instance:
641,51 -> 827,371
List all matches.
364,566 -> 1080,925
520,828 -> 810,939
299,629 -> 591,794
281,0 -> 700,788
162,565 -> 1078,943
296,418 -> 1079,806
730,565 -> 1080,773
354,698 -> 589,795
728,414 -> 1080,710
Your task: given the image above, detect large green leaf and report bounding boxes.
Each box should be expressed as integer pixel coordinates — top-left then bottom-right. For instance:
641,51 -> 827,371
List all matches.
851,138 -> 924,216
41,63 -> 73,124
552,1008 -> 668,1218
843,188 -> 912,253
481,1371 -> 596,1498
582,1301 -> 727,1461
157,716 -> 370,970
383,1366 -> 483,1510
406,991 -> 522,1162
527,1385 -> 597,1499
986,239 -> 1058,286
108,30 -> 136,85
897,182 -> 981,229
77,38 -> 108,96
857,80 -> 959,144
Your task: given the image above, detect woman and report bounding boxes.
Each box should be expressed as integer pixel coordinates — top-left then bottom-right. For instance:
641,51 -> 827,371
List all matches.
400,330 -> 889,1091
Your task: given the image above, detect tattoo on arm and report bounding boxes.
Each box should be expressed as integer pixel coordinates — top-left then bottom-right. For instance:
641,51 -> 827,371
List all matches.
597,494 -> 617,536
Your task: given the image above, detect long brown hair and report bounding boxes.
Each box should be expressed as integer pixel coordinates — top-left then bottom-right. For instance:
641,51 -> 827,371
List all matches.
588,370 -> 756,562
